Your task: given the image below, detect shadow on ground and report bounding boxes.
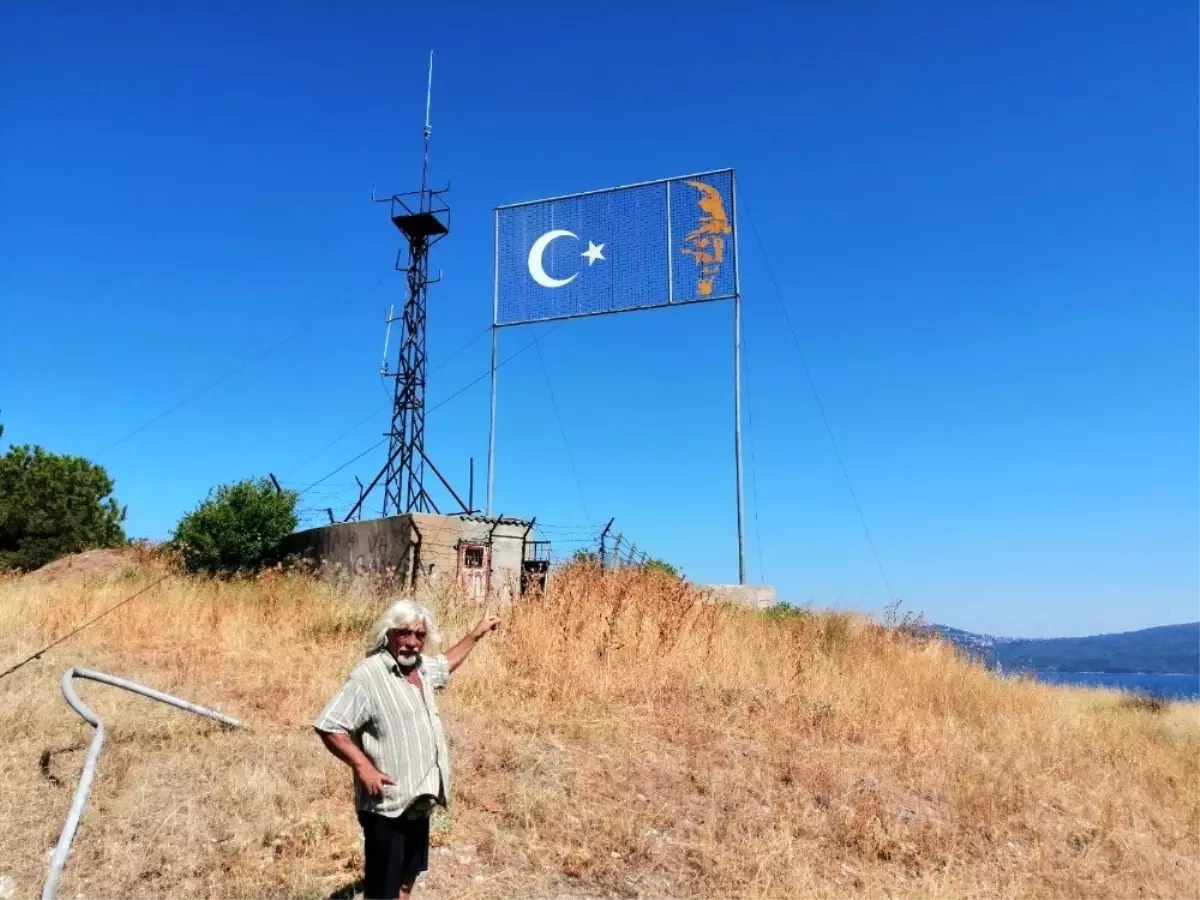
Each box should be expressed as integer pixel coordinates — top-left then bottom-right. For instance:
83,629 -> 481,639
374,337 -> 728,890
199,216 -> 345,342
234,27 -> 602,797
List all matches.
327,878 -> 363,899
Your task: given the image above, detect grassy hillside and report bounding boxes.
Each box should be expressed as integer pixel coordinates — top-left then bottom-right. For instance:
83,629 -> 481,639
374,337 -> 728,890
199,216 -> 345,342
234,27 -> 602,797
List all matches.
990,623 -> 1200,675
1,552 -> 1197,899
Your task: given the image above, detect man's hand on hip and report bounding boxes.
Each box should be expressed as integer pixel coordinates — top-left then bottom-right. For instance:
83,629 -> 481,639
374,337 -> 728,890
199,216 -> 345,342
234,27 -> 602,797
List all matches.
355,763 -> 396,796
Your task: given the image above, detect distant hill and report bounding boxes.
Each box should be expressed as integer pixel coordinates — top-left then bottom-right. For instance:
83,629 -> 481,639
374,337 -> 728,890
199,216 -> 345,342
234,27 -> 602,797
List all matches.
934,622 -> 1200,675
933,625 -> 1021,653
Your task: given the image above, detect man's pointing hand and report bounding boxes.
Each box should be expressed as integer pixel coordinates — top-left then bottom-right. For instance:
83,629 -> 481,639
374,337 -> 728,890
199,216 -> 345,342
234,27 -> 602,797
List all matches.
445,609 -> 501,672
472,610 -> 501,639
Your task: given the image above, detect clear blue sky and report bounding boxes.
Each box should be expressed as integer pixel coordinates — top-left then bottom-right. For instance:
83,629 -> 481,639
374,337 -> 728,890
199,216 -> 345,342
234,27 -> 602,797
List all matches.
2,1 -> 1196,637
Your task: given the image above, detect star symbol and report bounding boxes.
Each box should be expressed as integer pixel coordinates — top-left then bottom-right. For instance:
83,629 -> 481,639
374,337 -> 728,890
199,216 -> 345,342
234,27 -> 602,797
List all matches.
581,240 -> 605,266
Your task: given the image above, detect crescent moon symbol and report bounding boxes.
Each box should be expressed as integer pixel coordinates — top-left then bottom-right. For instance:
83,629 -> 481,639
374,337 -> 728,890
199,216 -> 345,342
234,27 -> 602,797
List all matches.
528,230 -> 579,289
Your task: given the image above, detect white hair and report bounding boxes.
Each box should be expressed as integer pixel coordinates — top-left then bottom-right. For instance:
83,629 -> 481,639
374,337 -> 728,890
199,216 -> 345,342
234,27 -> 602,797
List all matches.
367,599 -> 442,655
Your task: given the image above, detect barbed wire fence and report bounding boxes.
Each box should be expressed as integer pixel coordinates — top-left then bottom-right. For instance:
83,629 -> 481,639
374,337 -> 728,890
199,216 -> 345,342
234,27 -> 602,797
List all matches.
599,524 -> 651,569
539,519 -> 657,570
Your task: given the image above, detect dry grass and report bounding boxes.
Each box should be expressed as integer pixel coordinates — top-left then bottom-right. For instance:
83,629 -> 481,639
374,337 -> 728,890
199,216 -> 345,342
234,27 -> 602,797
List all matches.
0,552 -> 1196,899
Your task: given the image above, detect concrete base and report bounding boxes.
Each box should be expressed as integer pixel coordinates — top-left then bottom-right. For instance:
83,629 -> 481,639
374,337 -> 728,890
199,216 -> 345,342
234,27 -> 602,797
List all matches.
697,583 -> 777,610
282,516 -> 416,580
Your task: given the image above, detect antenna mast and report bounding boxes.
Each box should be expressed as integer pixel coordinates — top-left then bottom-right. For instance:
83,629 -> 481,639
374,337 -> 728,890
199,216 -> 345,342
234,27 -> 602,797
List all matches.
348,51 -> 466,521
421,51 -> 433,192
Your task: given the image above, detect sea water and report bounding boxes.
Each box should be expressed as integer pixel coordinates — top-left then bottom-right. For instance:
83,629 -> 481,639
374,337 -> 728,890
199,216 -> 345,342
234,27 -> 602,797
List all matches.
1028,671 -> 1199,701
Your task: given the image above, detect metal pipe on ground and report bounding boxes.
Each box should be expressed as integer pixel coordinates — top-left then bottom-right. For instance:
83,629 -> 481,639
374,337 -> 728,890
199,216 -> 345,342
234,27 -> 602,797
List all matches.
42,668 -> 244,900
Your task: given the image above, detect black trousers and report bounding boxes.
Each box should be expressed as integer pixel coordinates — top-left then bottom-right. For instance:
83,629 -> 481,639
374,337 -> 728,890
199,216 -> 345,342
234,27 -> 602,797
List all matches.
357,810 -> 431,899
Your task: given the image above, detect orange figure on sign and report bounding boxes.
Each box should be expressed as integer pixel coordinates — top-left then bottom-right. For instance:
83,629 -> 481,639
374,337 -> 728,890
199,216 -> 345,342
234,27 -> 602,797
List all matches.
680,181 -> 732,297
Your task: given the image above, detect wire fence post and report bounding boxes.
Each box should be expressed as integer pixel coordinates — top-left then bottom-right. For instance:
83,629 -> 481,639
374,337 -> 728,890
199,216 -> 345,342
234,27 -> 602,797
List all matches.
598,518 -> 614,568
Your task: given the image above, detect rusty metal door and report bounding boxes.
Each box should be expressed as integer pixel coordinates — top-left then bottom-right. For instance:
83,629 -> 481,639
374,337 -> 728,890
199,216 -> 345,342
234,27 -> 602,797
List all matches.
457,543 -> 491,603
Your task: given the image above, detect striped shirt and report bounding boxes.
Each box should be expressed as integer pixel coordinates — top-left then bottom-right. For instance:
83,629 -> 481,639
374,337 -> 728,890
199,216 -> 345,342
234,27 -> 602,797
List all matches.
314,650 -> 453,818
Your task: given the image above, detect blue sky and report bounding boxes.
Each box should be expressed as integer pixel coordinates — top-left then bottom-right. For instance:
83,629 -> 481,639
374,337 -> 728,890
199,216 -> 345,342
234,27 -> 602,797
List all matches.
2,1 -> 1195,637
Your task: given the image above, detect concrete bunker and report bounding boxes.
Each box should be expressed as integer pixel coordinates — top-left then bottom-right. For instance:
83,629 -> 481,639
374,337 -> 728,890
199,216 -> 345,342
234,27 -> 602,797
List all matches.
282,513 -> 549,602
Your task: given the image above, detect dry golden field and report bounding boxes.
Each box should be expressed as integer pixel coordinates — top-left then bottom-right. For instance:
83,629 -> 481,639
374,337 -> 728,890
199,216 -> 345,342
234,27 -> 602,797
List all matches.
1,550 -> 1196,899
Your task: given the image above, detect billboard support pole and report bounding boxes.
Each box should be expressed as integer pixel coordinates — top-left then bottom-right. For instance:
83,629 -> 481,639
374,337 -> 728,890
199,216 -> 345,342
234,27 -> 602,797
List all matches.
487,208 -> 499,515
486,325 -> 497,515
732,172 -> 746,585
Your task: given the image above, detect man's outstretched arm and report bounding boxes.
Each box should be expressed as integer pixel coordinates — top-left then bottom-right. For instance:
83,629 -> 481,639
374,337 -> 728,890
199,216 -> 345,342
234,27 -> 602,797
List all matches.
443,611 -> 501,672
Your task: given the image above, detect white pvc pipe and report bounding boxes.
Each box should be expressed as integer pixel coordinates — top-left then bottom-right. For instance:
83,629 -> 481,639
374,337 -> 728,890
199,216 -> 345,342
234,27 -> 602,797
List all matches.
42,668 -> 243,900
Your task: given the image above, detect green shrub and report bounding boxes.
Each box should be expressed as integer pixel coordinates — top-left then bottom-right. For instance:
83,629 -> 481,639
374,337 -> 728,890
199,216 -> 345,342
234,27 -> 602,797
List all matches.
759,602 -> 811,623
0,426 -> 126,571
172,477 -> 298,575
642,557 -> 681,578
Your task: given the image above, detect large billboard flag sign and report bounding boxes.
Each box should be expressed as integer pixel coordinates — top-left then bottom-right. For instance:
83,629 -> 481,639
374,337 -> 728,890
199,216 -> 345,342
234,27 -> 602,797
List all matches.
494,169 -> 737,326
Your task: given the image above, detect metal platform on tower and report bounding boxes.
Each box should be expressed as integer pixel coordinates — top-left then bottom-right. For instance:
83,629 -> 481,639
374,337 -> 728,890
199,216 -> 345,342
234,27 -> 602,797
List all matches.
390,191 -> 450,239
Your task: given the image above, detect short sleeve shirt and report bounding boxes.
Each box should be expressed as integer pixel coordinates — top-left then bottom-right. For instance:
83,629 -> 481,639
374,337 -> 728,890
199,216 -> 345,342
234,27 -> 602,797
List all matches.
314,651 -> 453,818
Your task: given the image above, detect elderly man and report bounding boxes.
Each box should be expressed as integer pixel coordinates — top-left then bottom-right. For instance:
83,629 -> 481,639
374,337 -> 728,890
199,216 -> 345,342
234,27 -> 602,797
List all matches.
315,598 -> 499,900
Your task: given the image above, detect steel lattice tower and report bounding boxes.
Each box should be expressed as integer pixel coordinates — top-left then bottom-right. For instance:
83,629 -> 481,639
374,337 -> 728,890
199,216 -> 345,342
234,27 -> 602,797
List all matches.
380,185 -> 449,515
344,52 -> 469,522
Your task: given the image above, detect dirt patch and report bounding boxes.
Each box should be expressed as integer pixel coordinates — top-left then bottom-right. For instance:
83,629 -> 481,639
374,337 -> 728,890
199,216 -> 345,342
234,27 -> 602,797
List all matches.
24,548 -> 135,585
